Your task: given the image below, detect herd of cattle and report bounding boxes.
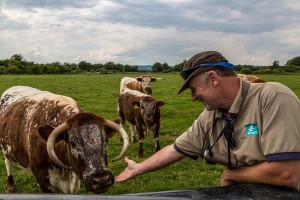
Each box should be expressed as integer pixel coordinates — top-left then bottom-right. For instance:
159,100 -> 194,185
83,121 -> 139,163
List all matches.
0,74 -> 265,194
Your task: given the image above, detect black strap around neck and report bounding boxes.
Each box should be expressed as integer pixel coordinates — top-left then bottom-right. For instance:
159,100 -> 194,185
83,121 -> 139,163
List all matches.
203,80 -> 250,167
226,80 -> 250,168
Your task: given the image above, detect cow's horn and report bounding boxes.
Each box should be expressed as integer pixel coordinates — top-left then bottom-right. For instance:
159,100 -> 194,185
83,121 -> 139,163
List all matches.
47,123 -> 71,169
104,120 -> 129,162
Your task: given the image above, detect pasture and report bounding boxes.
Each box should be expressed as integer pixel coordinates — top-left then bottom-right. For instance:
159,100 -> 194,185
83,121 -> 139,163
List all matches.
0,73 -> 299,194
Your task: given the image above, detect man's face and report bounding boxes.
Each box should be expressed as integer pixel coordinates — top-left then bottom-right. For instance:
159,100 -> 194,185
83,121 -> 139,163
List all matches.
187,73 -> 219,111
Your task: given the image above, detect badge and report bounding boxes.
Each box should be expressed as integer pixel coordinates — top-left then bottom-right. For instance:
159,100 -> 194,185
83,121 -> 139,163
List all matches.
245,123 -> 259,136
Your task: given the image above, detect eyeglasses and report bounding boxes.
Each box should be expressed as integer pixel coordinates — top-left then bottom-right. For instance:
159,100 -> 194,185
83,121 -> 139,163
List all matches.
180,61 -> 234,80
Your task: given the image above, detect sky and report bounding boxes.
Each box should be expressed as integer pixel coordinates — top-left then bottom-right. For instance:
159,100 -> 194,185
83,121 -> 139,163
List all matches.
1,0 -> 300,66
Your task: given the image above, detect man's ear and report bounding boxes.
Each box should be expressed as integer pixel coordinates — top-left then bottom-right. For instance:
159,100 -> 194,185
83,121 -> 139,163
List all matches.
207,71 -> 218,86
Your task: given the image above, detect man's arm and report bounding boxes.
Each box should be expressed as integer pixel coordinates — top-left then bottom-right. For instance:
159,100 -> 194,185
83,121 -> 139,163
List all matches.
221,160 -> 300,189
115,144 -> 185,182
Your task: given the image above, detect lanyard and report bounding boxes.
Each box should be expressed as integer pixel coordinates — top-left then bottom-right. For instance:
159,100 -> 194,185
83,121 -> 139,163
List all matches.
201,80 -> 250,167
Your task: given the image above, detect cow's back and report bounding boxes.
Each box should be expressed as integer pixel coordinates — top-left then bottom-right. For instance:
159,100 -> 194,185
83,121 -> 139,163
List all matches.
118,89 -> 150,124
0,86 -> 81,168
237,74 -> 265,83
120,77 -> 143,93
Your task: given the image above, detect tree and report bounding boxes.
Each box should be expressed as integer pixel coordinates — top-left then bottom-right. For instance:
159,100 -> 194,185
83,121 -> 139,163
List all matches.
152,62 -> 163,72
78,61 -> 92,71
124,65 -> 138,72
30,65 -> 42,74
286,56 -> 300,66
172,60 -> 186,72
7,66 -> 22,74
272,61 -> 279,67
162,63 -> 171,72
104,61 -> 116,71
240,68 -> 252,74
10,54 -> 25,63
0,66 -> 7,74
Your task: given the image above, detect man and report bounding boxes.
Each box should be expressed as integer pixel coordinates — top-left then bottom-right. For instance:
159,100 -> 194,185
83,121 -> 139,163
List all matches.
115,51 -> 300,190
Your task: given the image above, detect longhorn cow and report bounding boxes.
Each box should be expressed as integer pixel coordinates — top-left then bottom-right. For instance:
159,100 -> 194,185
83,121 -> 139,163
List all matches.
0,86 -> 129,194
120,75 -> 163,95
118,89 -> 164,157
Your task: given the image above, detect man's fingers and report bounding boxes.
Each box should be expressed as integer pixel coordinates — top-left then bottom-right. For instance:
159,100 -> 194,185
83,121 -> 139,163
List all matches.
124,156 -> 129,163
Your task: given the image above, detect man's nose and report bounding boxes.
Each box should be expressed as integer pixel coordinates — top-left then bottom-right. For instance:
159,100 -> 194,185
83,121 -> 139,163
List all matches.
191,91 -> 197,101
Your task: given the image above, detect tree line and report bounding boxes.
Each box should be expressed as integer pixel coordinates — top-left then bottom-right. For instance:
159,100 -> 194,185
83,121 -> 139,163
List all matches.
0,54 -> 300,75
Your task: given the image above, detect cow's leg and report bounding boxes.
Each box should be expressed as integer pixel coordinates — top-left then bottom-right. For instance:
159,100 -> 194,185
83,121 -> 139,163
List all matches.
153,124 -> 160,152
129,124 -> 137,143
138,138 -> 144,158
5,158 -> 18,193
136,126 -> 144,157
118,106 -> 128,142
31,167 -> 54,193
154,137 -> 160,152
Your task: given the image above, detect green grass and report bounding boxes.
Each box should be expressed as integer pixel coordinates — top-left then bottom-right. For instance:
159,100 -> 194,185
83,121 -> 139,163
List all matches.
0,73 -> 299,194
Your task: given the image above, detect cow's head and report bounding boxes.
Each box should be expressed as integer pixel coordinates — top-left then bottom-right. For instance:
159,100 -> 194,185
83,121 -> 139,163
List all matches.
134,75 -> 163,95
132,96 -> 164,126
41,112 -> 129,194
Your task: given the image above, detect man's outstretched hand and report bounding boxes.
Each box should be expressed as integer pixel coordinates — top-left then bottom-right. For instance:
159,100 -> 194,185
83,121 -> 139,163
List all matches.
115,157 -> 141,183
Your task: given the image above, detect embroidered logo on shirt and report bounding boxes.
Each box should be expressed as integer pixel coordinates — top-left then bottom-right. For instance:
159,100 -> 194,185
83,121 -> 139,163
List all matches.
245,123 -> 259,136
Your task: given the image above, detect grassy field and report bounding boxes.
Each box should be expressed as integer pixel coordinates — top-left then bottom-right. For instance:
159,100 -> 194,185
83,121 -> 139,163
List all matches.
0,73 -> 299,195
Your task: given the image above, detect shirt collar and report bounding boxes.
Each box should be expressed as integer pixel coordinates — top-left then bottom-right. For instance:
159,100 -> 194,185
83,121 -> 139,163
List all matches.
215,78 -> 244,119
228,78 -> 244,115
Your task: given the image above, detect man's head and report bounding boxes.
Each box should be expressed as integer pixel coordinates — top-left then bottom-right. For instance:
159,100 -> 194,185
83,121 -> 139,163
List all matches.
178,51 -> 236,94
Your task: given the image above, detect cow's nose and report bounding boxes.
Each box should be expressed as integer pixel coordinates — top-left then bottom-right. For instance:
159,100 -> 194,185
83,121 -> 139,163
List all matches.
92,174 -> 110,185
144,115 -> 153,122
87,172 -> 114,193
144,87 -> 152,94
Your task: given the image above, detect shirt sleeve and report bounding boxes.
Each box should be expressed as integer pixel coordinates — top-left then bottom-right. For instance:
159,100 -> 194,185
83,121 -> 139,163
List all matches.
174,113 -> 207,159
260,83 -> 300,161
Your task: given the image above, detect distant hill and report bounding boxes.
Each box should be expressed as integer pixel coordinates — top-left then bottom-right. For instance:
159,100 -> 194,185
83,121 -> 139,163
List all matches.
137,65 -> 152,71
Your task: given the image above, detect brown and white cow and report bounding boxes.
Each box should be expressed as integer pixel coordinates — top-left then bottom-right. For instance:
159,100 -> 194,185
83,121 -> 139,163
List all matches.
118,89 -> 164,157
0,86 -> 129,194
120,75 -> 163,95
237,74 -> 266,83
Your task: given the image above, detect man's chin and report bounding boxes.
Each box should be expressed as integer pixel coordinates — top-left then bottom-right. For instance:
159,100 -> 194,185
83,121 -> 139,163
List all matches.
203,104 -> 214,111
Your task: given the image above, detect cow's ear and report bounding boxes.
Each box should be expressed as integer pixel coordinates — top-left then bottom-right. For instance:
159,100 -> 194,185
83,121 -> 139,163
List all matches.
136,77 -> 142,82
38,125 -> 54,141
38,125 -> 65,142
151,78 -> 157,82
132,101 -> 140,109
105,127 -> 116,138
156,101 -> 164,107
113,117 -> 122,125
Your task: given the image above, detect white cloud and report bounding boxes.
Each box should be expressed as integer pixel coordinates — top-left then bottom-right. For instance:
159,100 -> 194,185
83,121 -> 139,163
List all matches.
1,0 -> 300,66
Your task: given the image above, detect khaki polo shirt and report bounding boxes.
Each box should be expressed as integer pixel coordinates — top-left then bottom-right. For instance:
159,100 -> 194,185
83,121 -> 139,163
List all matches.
175,78 -> 300,166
